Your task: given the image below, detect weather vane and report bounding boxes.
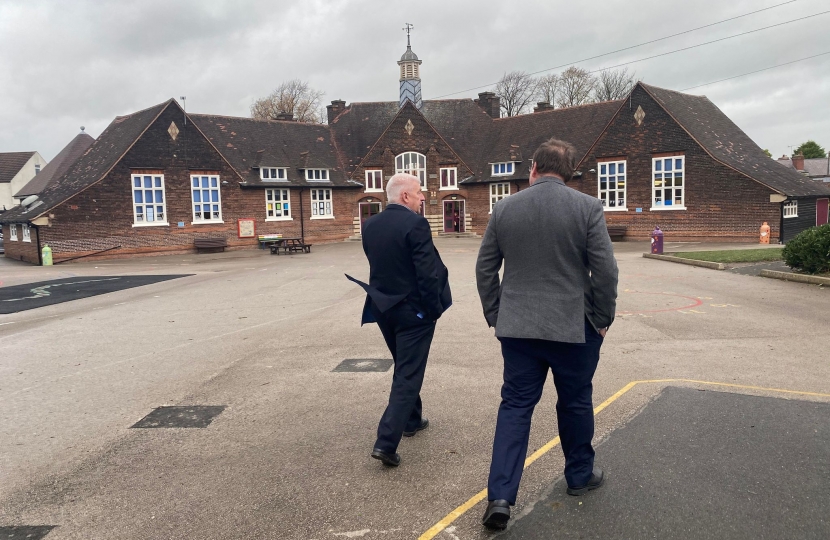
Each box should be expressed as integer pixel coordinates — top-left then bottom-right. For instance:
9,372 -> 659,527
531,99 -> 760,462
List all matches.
403,23 -> 414,47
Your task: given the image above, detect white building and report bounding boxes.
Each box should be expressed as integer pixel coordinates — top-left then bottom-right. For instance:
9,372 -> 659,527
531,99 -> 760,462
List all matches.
0,152 -> 47,212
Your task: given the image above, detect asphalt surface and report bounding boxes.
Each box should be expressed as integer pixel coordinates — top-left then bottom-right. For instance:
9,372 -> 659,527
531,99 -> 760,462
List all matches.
1,241 -> 828,539
503,386 -> 830,539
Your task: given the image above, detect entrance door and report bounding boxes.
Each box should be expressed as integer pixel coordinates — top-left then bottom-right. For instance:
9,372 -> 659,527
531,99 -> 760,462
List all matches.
443,200 -> 465,233
359,202 -> 382,233
817,198 -> 829,226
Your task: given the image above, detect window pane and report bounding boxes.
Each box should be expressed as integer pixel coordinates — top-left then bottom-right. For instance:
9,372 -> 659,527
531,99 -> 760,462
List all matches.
600,164 -> 607,175
155,177 -> 162,187
192,177 -> 199,187
211,190 -> 219,202
155,191 -> 163,203
211,177 -> 218,188
609,163 -> 616,175
134,190 -> 143,203
146,207 -> 154,221
618,163 -> 625,173
675,158 -> 683,170
194,191 -> 201,202
655,161 -> 662,172
134,177 -> 141,187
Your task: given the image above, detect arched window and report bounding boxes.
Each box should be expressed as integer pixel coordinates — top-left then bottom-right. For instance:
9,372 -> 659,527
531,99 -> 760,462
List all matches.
395,152 -> 427,190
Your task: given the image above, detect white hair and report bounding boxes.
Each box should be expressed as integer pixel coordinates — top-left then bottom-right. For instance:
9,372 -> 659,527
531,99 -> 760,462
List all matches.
386,173 -> 420,203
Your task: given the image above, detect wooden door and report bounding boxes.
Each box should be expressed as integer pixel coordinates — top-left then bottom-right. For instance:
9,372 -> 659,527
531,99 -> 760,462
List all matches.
817,198 -> 829,226
359,202 -> 381,233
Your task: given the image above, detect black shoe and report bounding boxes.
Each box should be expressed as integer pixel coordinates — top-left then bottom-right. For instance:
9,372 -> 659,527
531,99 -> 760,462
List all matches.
567,467 -> 604,496
403,418 -> 429,437
482,499 -> 511,530
370,448 -> 401,467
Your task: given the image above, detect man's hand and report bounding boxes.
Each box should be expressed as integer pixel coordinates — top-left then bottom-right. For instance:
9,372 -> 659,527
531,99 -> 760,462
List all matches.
599,327 -> 608,338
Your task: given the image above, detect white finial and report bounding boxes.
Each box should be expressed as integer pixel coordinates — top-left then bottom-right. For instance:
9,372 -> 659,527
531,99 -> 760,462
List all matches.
403,23 -> 414,48
80,126 -> 85,132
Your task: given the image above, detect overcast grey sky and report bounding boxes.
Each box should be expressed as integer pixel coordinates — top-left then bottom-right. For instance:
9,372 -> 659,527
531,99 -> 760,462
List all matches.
1,0 -> 828,161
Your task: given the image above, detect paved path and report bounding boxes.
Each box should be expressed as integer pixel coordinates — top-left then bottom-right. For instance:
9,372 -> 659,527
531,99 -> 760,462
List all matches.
1,241 -> 828,539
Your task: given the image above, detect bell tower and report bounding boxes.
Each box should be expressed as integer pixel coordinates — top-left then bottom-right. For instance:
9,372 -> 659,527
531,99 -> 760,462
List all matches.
398,23 -> 423,109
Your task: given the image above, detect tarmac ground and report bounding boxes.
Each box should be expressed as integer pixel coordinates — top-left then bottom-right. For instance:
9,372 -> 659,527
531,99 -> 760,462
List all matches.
0,239 -> 828,539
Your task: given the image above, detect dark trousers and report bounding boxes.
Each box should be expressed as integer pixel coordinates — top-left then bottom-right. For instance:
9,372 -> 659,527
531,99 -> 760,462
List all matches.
371,301 -> 436,453
487,320 -> 603,504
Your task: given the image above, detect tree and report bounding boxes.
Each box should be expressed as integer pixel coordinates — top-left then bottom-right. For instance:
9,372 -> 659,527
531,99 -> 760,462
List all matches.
556,66 -> 596,108
494,71 -> 539,117
594,68 -> 637,102
250,79 -> 325,123
535,74 -> 560,108
793,140 -> 827,159
762,149 -> 772,158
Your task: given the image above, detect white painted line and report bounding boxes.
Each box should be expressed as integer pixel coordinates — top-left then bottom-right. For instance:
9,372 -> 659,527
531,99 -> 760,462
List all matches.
0,322 -> 17,326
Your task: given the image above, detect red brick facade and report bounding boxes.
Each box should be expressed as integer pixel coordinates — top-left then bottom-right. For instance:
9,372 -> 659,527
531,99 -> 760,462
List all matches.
2,223 -> 41,264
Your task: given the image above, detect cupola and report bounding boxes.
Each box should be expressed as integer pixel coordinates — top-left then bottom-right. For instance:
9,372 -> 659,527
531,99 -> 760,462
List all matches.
398,23 -> 423,110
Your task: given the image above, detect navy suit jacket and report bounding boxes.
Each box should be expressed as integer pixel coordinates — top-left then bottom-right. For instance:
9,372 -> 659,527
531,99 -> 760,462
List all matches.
346,204 -> 452,325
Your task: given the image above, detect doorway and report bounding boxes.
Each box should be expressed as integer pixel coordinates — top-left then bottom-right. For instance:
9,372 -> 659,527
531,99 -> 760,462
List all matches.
817,198 -> 829,226
443,199 -> 465,233
359,201 -> 382,233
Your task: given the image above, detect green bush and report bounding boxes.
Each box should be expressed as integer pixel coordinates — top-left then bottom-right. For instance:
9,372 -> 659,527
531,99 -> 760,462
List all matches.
782,224 -> 830,274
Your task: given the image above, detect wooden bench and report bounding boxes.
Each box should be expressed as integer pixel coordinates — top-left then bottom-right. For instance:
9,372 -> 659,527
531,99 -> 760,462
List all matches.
606,225 -> 627,242
194,237 -> 228,253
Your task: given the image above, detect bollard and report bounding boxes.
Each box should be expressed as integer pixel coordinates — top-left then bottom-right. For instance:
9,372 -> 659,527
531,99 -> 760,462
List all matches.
651,226 -> 663,254
760,222 -> 770,244
42,244 -> 53,266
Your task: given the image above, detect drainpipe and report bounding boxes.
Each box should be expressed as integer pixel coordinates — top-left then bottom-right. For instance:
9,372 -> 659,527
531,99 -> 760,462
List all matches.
299,188 -> 305,243
779,203 -> 785,244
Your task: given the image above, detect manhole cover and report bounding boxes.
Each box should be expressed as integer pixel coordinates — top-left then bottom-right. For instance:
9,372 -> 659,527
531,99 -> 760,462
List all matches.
0,526 -> 56,539
131,406 -> 226,428
333,359 -> 393,372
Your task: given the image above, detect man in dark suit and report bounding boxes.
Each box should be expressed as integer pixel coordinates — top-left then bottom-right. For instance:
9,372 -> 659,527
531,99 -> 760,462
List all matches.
346,173 -> 451,467
475,138 -> 618,529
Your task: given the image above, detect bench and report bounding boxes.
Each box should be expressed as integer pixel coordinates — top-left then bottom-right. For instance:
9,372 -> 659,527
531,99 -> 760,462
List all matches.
194,237 -> 228,253
606,225 -> 627,242
269,238 -> 312,255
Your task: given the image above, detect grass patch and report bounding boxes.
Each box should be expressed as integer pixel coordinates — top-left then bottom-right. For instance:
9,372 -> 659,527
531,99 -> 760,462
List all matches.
672,248 -> 784,264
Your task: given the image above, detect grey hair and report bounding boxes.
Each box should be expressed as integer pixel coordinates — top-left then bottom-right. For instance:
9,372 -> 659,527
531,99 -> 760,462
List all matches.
386,173 -> 420,203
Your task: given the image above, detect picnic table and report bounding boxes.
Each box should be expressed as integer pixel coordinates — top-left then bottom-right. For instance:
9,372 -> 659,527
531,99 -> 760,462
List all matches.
269,237 -> 312,255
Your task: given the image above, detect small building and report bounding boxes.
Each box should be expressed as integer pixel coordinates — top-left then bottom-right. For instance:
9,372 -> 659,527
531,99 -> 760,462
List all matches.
14,130 -> 94,204
777,155 -> 830,183
0,151 -> 47,213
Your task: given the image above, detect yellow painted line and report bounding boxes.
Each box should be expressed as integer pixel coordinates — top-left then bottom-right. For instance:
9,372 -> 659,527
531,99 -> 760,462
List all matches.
418,378 -> 830,539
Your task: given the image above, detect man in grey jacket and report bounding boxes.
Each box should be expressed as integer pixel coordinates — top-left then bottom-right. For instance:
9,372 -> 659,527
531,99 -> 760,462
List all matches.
476,138 -> 618,530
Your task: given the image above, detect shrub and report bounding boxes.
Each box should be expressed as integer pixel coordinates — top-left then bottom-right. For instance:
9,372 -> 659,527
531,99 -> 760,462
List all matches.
782,223 -> 830,274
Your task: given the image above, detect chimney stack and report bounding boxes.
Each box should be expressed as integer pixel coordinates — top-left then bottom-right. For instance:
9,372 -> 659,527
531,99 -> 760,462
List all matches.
475,92 -> 501,118
792,153 -> 805,171
326,99 -> 346,124
533,101 -> 555,113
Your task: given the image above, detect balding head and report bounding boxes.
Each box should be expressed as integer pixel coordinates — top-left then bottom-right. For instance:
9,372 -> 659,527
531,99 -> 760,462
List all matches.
386,173 -> 424,212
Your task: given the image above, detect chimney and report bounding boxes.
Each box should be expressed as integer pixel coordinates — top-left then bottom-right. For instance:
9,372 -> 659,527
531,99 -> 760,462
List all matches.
275,112 -> 295,122
475,92 -> 501,118
792,153 -> 805,171
326,99 -> 346,124
533,101 -> 555,113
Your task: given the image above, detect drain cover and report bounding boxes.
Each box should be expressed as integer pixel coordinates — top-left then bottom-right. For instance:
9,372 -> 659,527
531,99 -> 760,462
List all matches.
131,406 -> 226,428
0,526 -> 56,539
333,359 -> 393,372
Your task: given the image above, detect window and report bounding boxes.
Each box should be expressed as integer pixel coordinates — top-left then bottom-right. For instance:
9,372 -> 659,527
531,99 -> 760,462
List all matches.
266,189 -> 291,220
22,224 -> 31,242
191,175 -> 222,223
34,164 -> 41,174
305,169 -> 329,181
652,156 -> 685,209
440,167 -> 458,190
492,162 -> 515,176
9,224 -> 18,241
365,170 -> 383,192
132,174 -> 168,225
395,152 -> 427,190
598,160 -> 627,210
311,188 -> 333,219
783,200 -> 798,218
490,182 -> 511,213
261,167 -> 287,181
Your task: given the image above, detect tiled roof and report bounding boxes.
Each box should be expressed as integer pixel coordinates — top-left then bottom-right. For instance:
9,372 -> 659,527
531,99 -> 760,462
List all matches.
777,157 -> 830,179
642,83 -> 830,197
191,114 -> 356,188
0,101 -> 169,223
0,152 -> 36,183
14,133 -> 94,198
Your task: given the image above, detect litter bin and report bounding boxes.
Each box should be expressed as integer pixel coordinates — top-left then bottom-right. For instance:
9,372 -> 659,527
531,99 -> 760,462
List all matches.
651,226 -> 663,254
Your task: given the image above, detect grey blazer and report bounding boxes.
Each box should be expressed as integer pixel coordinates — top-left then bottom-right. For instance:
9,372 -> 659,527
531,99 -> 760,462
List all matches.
475,176 -> 618,343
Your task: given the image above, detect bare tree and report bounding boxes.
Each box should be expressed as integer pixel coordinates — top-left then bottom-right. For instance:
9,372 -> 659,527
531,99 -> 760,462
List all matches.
594,68 -> 637,102
535,73 -> 560,108
250,79 -> 325,123
556,66 -> 596,108
493,71 -> 539,117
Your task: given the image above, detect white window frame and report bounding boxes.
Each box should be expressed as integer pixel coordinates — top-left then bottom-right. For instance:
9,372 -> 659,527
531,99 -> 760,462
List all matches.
21,224 -> 31,242
651,156 -> 686,210
490,182 -> 511,213
261,167 -> 287,181
305,169 -> 329,182
190,174 -> 223,224
310,188 -> 334,219
491,162 -> 515,176
266,188 -> 292,221
783,200 -> 798,218
598,160 -> 627,211
439,167 -> 458,190
132,174 -> 169,227
9,224 -> 18,241
395,152 -> 427,190
364,170 -> 383,193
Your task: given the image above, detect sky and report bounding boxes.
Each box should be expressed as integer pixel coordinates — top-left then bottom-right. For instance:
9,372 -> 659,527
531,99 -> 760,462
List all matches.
0,0 -> 828,161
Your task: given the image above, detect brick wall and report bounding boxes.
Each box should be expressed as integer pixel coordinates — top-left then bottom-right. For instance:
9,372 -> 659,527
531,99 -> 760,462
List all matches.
572,86 -> 780,242
2,223 -> 40,264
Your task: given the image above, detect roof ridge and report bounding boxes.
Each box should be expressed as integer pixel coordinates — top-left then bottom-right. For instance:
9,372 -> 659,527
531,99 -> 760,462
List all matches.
191,113 -> 328,127
113,98 -> 174,120
492,99 -> 623,121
